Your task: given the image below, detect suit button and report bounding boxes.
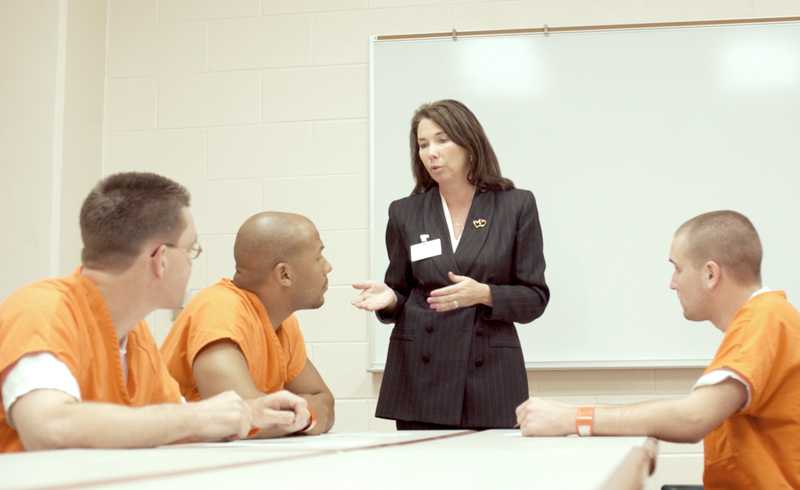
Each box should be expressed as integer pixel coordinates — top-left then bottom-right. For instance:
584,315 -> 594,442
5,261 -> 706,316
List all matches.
425,325 -> 433,333
476,329 -> 483,337
422,354 -> 431,363
474,359 -> 483,367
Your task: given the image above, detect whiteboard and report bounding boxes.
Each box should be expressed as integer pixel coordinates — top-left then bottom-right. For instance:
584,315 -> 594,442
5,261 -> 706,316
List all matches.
368,22 -> 800,370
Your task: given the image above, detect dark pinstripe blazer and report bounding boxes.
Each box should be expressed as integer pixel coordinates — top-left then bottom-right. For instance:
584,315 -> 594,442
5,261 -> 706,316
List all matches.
375,187 -> 549,428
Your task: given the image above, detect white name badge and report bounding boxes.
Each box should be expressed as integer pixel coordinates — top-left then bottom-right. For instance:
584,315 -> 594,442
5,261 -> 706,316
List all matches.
410,238 -> 442,262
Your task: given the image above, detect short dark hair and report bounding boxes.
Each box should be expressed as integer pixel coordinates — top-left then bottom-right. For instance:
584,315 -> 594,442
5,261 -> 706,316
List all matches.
80,172 -> 191,270
409,99 -> 514,194
676,210 -> 762,285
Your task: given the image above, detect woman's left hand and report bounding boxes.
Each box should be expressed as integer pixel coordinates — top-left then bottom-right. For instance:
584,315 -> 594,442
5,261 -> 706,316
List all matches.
427,271 -> 492,312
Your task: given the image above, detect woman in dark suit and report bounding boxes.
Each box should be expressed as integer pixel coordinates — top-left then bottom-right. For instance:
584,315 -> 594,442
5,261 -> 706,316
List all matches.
352,99 -> 549,429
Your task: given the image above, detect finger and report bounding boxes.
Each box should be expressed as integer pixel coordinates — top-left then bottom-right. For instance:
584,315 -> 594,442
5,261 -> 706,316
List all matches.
359,294 -> 392,311
239,404 -> 253,439
430,299 -> 459,312
351,294 -> 373,307
269,389 -> 301,400
352,301 -> 374,311
238,422 -> 249,440
268,390 -> 306,408
280,394 -> 309,415
428,294 -> 460,310
521,415 -> 535,436
351,282 -> 373,290
448,271 -> 467,282
427,293 -> 459,307
428,300 -> 449,311
257,409 -> 296,428
643,438 -> 659,460
294,408 -> 311,430
427,294 -> 453,305
285,395 -> 309,412
429,284 -> 459,297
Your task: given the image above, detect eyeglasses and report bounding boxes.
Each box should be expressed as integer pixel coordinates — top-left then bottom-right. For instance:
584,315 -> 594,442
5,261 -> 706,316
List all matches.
164,242 -> 203,260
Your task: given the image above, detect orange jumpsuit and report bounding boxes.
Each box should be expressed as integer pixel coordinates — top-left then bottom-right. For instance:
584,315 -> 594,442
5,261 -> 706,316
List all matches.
0,273 -> 181,452
161,279 -> 307,401
702,291 -> 800,489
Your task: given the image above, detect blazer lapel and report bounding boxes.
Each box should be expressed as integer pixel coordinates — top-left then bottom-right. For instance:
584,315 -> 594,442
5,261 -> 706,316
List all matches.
422,188 -> 461,277
454,190 -> 496,274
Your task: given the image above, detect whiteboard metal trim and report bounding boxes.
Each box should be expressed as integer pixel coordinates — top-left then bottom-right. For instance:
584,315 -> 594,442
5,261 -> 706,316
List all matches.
375,16 -> 800,41
367,36 -> 379,374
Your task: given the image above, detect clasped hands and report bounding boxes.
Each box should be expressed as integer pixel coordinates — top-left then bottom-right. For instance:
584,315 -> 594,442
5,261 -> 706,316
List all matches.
200,389 -> 311,441
248,390 -> 311,434
351,271 -> 491,313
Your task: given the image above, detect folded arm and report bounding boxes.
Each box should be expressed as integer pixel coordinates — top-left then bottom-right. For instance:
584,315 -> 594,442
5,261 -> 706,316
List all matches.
10,388 -> 251,451
285,360 -> 335,435
193,340 -> 319,437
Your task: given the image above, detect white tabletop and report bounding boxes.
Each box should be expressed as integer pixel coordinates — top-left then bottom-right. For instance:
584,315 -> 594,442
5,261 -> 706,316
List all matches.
0,431 -> 649,490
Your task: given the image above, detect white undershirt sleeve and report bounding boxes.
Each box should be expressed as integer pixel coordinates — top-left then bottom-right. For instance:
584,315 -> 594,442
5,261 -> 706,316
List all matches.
689,288 -> 768,412
693,368 -> 752,410
1,352 -> 81,428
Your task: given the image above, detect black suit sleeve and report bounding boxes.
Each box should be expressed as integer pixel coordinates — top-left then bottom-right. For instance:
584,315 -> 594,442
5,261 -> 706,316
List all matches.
376,201 -> 415,324
482,191 -> 549,324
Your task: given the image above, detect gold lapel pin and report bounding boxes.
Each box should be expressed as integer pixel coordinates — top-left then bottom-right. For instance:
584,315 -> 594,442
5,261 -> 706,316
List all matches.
472,218 -> 487,229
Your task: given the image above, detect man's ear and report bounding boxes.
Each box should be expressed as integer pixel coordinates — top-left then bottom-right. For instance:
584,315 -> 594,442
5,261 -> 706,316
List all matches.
274,262 -> 292,287
703,261 -> 721,289
150,244 -> 168,279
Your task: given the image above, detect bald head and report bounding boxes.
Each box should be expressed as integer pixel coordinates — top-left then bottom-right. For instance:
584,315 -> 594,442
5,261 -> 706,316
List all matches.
233,212 -> 317,289
674,210 -> 762,286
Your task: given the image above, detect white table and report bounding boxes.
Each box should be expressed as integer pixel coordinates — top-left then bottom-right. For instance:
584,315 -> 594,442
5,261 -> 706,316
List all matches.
0,431 -> 650,490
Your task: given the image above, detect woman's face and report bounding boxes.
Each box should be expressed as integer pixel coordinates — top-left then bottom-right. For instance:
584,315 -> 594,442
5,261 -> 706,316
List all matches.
416,118 -> 469,187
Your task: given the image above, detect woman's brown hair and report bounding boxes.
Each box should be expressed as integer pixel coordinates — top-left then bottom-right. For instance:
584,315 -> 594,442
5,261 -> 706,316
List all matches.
409,99 -> 514,194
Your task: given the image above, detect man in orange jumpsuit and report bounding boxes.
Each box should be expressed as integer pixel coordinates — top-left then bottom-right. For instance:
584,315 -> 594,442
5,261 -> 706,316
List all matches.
517,210 -> 800,489
162,212 -> 335,436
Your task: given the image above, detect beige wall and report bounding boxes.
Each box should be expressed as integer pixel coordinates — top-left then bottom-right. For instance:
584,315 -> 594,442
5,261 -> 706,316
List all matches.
0,0 -> 106,299
59,0 -> 108,274
0,0 -> 60,299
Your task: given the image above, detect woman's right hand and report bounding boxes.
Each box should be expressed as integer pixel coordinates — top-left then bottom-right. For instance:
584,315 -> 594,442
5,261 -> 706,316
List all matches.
351,281 -> 397,311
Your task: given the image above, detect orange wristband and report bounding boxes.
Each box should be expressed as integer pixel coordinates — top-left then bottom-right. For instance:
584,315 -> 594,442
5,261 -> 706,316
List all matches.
576,406 -> 595,437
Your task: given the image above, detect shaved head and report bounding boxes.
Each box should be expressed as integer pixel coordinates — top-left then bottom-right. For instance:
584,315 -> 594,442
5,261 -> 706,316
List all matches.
674,210 -> 762,286
233,212 -> 317,289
